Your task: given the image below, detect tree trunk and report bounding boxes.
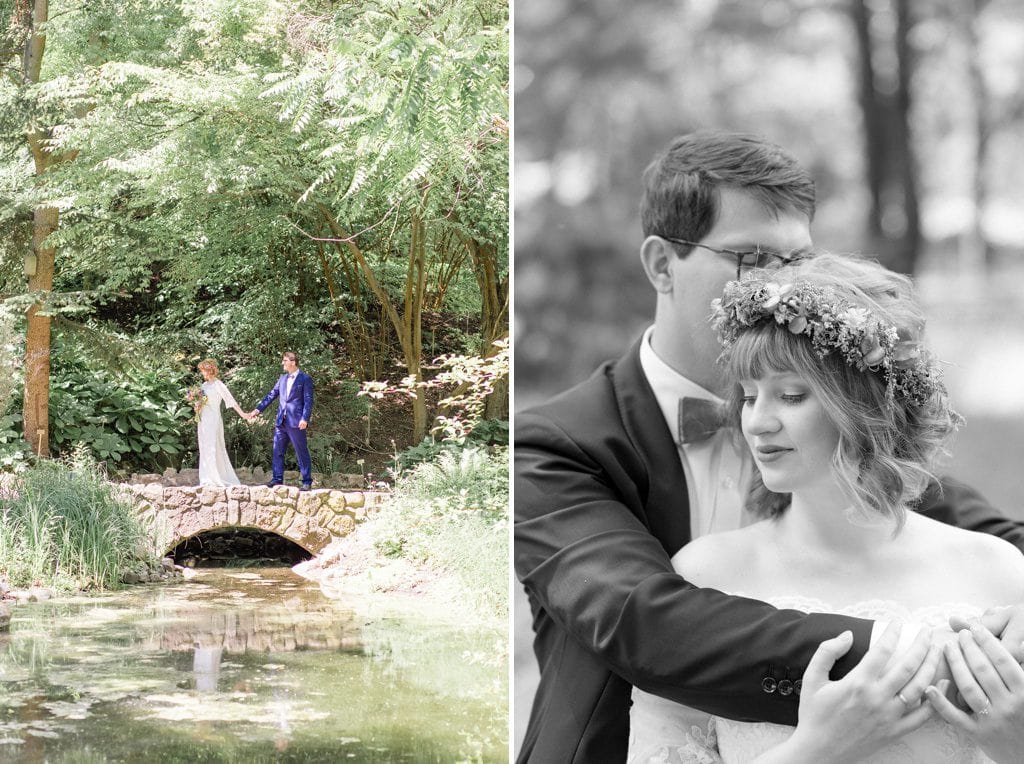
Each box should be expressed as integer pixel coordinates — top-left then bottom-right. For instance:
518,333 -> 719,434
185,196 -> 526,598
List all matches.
965,0 -> 994,271
317,205 -> 429,442
463,236 -> 509,418
406,213 -> 428,443
483,372 -> 509,421
850,0 -> 885,244
24,207 -> 56,456
888,0 -> 921,275
22,0 -> 54,457
847,0 -> 922,274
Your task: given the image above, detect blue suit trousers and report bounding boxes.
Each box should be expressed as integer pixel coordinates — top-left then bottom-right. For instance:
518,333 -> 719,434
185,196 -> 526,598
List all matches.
272,424 -> 312,484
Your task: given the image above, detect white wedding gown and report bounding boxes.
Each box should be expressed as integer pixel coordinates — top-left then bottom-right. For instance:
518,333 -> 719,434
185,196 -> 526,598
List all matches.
628,595 -> 992,764
197,379 -> 241,487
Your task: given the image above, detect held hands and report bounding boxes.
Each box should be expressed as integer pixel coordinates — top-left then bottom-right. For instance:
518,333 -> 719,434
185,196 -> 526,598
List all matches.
950,606 -> 1024,662
773,624 -> 939,764
926,621 -> 1024,764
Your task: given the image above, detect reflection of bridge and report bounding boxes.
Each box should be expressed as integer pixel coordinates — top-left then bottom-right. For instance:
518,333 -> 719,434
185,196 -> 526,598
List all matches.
118,483 -> 387,555
139,602 -> 363,654
132,583 -> 366,692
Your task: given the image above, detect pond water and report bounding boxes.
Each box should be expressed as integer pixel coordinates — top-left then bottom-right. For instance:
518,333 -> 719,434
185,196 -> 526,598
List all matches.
0,568 -> 507,763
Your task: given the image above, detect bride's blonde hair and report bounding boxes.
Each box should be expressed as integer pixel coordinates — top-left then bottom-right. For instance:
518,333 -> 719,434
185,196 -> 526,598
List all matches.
197,358 -> 219,377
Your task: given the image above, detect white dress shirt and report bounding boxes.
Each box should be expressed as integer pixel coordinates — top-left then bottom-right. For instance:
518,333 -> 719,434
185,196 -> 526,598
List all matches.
638,326 -> 753,539
285,371 -> 298,399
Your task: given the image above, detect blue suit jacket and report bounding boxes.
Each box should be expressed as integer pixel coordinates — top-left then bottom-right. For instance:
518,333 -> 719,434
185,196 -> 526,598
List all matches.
256,370 -> 314,427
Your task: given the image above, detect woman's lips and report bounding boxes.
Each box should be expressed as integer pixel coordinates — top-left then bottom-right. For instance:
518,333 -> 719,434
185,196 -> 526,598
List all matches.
755,446 -> 793,463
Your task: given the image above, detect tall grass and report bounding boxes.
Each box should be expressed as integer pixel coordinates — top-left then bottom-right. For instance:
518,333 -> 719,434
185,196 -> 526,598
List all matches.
0,451 -> 151,590
368,446 -> 509,623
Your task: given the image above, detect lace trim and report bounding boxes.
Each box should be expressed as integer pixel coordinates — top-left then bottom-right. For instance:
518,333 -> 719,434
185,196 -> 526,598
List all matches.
627,716 -> 722,764
727,592 -> 984,626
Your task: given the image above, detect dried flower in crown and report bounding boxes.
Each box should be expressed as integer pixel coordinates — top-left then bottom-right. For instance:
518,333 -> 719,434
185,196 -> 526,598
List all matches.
710,276 -> 948,407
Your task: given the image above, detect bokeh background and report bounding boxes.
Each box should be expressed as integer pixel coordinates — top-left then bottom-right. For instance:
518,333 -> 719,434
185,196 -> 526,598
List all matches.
513,0 -> 1024,754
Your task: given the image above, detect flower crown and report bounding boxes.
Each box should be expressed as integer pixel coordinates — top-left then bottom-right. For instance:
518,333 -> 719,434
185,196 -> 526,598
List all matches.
710,277 -> 948,407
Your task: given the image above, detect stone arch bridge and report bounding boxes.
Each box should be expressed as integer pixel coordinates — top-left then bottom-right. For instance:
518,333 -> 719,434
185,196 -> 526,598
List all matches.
119,473 -> 386,555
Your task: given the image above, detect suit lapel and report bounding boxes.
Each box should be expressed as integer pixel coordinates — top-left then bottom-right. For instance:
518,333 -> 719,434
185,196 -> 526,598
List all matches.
610,339 -> 691,557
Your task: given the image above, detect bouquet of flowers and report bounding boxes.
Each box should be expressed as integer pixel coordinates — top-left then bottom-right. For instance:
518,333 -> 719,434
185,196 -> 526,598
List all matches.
185,386 -> 208,424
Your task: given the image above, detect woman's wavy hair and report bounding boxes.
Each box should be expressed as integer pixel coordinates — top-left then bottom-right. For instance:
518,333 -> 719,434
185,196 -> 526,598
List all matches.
197,358 -> 219,377
721,254 -> 960,530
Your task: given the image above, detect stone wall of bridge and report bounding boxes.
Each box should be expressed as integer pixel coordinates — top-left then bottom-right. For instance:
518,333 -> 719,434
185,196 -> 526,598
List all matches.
118,480 -> 388,555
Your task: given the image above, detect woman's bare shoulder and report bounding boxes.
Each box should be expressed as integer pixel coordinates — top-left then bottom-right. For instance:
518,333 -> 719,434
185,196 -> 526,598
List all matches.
672,522 -> 771,590
913,514 -> 1024,603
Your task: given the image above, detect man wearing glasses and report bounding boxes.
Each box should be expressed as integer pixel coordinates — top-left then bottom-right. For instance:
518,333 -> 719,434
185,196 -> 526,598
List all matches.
514,131 -> 1024,763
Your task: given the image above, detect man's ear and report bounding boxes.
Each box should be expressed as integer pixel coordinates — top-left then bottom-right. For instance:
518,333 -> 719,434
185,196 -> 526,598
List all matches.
639,236 -> 676,294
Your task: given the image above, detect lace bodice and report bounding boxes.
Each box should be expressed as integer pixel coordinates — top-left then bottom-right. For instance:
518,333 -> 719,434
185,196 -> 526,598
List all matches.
201,379 -> 238,417
628,595 -> 991,764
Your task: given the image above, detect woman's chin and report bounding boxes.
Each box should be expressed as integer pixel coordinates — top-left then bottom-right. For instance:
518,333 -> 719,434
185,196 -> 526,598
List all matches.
759,472 -> 792,494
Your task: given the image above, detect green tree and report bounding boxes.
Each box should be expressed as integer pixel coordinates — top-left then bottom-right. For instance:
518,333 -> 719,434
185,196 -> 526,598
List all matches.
1,0 -> 507,464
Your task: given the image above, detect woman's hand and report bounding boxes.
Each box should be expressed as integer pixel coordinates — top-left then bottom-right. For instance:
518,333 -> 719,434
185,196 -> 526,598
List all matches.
926,622 -> 1024,764
950,606 -> 1024,662
759,623 -> 939,764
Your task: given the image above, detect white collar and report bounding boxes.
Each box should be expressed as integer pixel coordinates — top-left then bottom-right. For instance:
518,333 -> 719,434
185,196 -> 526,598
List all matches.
638,326 -> 723,444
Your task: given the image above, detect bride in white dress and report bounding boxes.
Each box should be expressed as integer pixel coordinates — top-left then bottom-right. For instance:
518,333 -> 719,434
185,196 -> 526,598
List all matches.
196,359 -> 252,487
627,256 -> 1024,763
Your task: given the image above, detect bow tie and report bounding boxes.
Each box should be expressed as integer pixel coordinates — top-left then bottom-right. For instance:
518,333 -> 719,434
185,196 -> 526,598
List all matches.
678,397 -> 729,445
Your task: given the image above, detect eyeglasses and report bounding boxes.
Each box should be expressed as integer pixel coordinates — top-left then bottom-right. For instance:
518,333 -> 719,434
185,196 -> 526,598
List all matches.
661,237 -> 807,279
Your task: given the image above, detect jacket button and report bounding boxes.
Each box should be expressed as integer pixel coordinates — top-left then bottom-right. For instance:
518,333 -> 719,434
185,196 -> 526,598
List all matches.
794,679 -> 802,696
778,679 -> 793,696
761,676 -> 777,693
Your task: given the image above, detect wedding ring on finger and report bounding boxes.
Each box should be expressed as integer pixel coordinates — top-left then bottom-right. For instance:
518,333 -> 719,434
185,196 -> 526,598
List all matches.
977,702 -> 991,717
896,691 -> 912,709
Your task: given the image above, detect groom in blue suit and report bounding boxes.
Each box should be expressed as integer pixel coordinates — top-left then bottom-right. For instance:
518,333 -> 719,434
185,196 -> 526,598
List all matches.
251,351 -> 314,491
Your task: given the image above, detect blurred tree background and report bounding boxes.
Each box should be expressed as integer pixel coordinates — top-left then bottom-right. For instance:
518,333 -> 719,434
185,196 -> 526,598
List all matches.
0,0 -> 508,477
515,0 -> 1024,751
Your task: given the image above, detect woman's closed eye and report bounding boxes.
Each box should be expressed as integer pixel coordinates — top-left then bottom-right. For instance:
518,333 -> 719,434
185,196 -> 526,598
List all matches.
740,393 -> 807,406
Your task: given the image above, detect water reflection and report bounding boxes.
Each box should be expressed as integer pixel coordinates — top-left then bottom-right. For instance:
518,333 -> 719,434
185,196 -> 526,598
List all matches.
0,568 -> 507,762
191,645 -> 222,692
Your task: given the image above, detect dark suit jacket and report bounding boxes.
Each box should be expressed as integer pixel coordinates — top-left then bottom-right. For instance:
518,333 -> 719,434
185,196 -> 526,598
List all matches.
515,340 -> 1024,764
256,370 -> 314,427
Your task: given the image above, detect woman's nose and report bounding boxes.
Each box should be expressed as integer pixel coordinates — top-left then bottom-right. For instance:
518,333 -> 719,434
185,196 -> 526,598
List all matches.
745,399 -> 782,435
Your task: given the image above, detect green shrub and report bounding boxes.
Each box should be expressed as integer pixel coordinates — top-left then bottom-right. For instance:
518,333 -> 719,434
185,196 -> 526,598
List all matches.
49,368 -> 188,471
367,446 -> 508,621
43,330 -> 192,473
392,420 -> 509,474
0,450 -> 154,590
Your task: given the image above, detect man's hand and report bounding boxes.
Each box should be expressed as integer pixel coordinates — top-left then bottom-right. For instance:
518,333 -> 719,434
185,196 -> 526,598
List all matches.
299,419 -> 308,430
951,606 -> 1024,662
248,409 -> 260,420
